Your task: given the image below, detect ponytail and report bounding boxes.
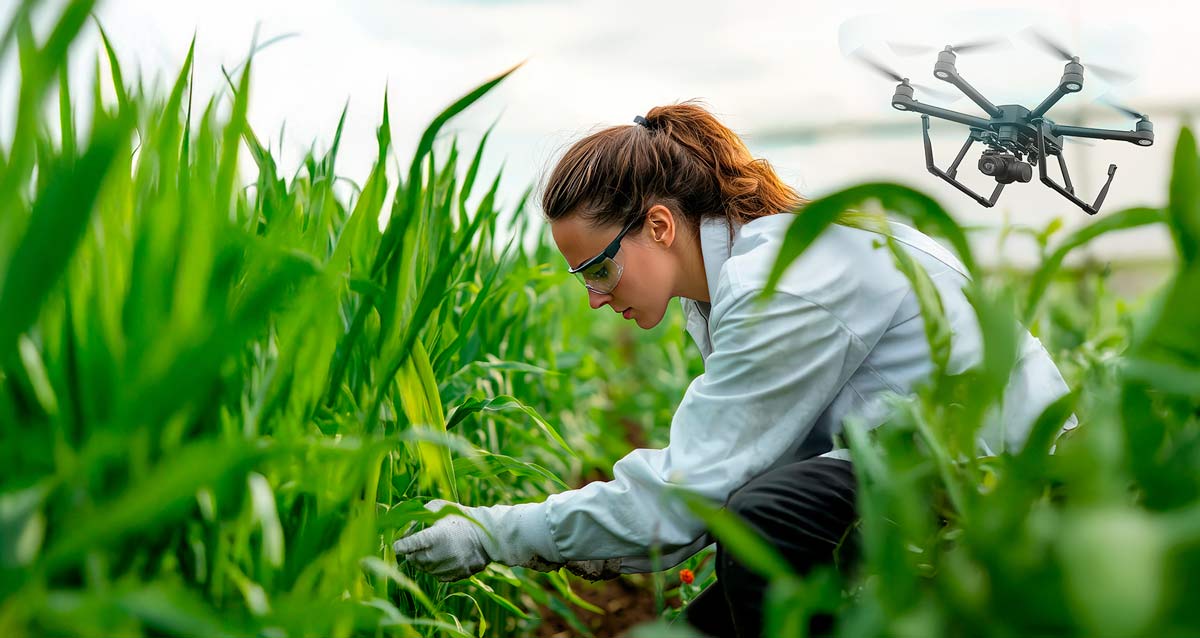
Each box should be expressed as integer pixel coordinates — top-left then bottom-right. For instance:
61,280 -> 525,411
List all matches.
539,99 -> 810,236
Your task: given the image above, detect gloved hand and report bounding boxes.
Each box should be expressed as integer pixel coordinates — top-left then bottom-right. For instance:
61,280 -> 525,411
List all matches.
392,499 -> 623,582
392,499 -> 491,582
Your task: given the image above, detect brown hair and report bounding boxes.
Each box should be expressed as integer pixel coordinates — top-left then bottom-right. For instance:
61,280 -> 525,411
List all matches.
538,99 -> 810,237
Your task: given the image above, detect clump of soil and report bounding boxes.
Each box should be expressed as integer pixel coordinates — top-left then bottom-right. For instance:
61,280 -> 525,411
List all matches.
533,574 -> 682,638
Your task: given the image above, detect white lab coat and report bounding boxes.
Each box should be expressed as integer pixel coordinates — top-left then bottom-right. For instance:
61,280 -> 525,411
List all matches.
485,212 -> 1078,572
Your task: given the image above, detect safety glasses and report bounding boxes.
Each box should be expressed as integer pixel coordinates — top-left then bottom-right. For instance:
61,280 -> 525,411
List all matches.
567,214 -> 643,295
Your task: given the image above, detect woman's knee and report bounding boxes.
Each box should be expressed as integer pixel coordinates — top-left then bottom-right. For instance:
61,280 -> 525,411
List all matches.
720,458 -> 859,570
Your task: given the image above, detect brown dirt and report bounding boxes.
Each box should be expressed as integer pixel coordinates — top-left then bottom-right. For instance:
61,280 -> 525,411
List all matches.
532,574 -> 682,638
533,399 -> 682,636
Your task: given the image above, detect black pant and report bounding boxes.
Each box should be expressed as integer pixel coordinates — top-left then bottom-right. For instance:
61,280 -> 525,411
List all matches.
676,457 -> 860,638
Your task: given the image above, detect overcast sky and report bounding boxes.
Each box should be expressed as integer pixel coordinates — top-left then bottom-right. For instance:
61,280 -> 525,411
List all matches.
4,0 -> 1197,268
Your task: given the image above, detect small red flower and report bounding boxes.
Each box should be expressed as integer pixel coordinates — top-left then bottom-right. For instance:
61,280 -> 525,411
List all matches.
679,568 -> 695,585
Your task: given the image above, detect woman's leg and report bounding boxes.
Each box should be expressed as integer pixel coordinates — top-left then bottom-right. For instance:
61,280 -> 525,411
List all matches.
681,456 -> 860,638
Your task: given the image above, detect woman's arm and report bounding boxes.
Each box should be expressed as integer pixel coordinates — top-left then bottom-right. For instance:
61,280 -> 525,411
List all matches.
395,285 -> 886,580
492,286 -> 879,565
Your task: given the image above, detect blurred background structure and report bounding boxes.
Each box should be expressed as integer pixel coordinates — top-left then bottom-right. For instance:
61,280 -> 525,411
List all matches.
3,0 -> 1196,281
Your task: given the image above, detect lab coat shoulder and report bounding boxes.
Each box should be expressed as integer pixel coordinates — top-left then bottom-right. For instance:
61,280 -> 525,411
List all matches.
714,214 -> 914,350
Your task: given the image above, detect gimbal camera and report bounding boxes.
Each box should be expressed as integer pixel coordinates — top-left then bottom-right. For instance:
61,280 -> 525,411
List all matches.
851,30 -> 1154,215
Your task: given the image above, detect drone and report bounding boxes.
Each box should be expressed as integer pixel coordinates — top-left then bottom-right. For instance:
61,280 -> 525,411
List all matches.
850,29 -> 1154,215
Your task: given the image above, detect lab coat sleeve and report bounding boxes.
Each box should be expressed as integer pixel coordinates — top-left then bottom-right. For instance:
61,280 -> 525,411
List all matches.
473,286 -> 873,572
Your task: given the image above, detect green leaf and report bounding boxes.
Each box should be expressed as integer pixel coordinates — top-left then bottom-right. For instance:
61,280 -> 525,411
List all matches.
361,556 -> 437,614
0,480 -> 52,568
247,473 -> 284,568
0,110 -> 129,363
451,452 -> 570,490
56,62 -> 74,159
1023,206 -> 1164,323
545,569 -> 604,615
93,17 -> 129,113
1014,390 -> 1079,469
1167,126 -> 1200,265
41,440 -> 263,575
666,486 -> 795,582
467,575 -> 533,619
118,583 -> 240,638
214,33 -> 253,216
759,182 -> 974,305
445,395 -> 576,457
964,281 -> 1019,402
885,232 -> 951,376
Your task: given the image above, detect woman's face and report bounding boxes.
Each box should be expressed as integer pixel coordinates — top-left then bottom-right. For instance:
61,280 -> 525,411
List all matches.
550,205 -> 683,329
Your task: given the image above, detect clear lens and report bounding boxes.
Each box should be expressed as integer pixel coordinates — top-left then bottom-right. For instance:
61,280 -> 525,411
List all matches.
574,256 -> 622,294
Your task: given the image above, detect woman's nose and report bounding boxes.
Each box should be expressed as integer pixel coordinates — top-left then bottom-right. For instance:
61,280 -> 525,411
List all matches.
588,289 -> 612,310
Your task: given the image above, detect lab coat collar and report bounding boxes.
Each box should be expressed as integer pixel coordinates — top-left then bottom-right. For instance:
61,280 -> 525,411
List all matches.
695,214 -> 740,304
682,214 -> 744,362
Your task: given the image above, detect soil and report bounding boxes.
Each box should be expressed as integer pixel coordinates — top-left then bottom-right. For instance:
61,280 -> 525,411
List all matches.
531,414 -> 685,636
532,573 -> 682,638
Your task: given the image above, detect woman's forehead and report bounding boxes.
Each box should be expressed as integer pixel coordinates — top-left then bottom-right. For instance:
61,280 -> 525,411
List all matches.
551,216 -> 617,269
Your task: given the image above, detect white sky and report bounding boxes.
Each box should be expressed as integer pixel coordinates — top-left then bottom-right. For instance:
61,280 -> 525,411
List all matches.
4,0 -> 1198,269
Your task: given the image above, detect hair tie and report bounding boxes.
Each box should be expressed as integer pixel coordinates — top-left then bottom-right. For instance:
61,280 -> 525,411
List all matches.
633,115 -> 651,129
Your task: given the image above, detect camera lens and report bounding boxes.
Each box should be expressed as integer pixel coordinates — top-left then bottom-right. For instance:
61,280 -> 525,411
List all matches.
978,153 -> 1032,184
979,154 -> 1005,176
1013,162 -> 1032,182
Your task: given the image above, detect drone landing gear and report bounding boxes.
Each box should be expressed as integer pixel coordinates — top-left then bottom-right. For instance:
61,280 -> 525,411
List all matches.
920,115 -> 1120,216
1034,123 -> 1118,216
920,115 -> 1005,207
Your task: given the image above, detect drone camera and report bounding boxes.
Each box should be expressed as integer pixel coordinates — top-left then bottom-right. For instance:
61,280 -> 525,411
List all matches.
978,150 -> 1032,184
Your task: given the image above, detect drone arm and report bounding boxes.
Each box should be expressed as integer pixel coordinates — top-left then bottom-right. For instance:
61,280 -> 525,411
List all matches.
921,115 -> 1005,208
932,65 -> 1004,118
1029,84 -> 1072,119
1051,123 -> 1154,146
1036,122 -> 1117,216
893,93 -> 992,129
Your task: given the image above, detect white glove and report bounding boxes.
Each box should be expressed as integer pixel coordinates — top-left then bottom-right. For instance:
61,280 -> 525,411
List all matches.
392,499 -> 623,582
392,499 -> 491,582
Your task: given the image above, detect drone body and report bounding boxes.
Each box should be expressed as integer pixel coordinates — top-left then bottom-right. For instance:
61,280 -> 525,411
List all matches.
858,35 -> 1154,215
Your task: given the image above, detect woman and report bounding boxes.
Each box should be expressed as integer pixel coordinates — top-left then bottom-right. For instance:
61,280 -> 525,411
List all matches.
393,101 -> 1077,637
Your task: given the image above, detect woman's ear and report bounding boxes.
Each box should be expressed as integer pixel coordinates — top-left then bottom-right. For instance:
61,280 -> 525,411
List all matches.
646,204 -> 675,246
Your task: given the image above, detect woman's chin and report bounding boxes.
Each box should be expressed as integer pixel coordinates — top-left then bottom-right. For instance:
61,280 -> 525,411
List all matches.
631,309 -> 661,329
